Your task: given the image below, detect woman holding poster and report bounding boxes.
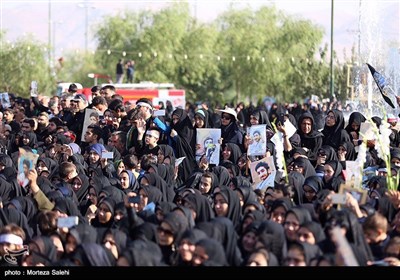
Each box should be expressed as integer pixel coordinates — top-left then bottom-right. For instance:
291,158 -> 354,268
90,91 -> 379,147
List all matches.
17,148 -> 38,189
244,109 -> 274,156
196,129 -> 221,165
216,107 -> 244,152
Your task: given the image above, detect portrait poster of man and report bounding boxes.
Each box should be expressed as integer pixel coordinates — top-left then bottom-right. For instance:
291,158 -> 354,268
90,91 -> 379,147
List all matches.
250,156 -> 276,192
359,121 -> 375,141
345,160 -> 362,186
17,148 -> 39,188
0,92 -> 11,108
196,128 -> 221,165
247,124 -> 266,156
81,108 -> 99,141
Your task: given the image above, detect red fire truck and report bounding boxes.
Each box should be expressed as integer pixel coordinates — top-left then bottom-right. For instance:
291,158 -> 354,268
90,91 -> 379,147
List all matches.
81,81 -> 186,109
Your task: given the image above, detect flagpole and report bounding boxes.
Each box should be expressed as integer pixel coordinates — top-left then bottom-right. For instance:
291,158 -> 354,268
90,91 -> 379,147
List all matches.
330,0 -> 335,100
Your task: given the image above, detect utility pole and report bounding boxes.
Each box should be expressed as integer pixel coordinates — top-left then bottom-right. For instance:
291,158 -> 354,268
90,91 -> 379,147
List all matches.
77,0 -> 95,53
85,3 -> 88,53
358,0 -> 362,65
52,21 -> 63,65
330,0 -> 335,99
48,1 -> 52,67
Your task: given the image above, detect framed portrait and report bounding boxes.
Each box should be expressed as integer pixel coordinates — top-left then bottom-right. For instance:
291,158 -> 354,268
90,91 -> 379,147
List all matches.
247,124 -> 266,156
359,121 -> 375,141
81,108 -> 99,142
0,92 -> 11,108
17,148 -> 39,188
345,160 -> 363,187
339,183 -> 368,205
196,128 -> 221,165
250,156 -> 276,192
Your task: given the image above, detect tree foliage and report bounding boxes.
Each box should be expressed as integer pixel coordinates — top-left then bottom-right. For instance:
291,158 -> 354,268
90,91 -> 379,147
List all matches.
2,2 -> 349,105
0,33 -> 55,97
56,51 -> 99,87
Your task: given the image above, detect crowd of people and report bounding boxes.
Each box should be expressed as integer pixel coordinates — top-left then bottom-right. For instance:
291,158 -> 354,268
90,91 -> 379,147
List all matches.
0,84 -> 399,267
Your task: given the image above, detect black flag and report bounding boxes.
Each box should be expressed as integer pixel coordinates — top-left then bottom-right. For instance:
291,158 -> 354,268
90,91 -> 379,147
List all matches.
367,63 -> 396,108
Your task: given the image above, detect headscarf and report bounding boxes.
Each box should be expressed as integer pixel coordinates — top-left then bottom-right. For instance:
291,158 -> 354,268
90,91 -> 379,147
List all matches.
322,109 -> 351,150
170,108 -> 196,183
195,238 -> 228,266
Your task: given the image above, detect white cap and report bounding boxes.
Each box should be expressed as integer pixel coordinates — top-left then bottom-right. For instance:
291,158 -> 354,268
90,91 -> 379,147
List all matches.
216,107 -> 237,121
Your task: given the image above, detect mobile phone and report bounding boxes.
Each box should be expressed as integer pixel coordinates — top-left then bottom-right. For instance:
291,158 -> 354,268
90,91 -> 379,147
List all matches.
370,260 -> 389,266
153,109 -> 165,117
30,81 -> 38,97
57,216 -> 79,228
128,195 -> 141,204
331,193 -> 346,204
0,146 -> 7,154
101,151 -> 114,159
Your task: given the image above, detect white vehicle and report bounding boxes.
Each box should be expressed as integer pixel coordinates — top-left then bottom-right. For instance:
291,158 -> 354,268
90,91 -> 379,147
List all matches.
99,82 -> 185,109
56,82 -> 83,96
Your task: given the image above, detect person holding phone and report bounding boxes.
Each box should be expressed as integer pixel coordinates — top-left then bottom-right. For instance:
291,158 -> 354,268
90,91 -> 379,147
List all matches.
86,144 -> 115,178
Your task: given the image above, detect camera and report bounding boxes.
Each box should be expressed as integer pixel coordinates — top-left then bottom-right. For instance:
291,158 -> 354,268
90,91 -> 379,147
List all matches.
0,146 -> 7,154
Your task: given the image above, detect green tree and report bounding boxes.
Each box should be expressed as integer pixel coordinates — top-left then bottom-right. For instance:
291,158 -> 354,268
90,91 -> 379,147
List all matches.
0,33 -> 55,97
95,9 -> 142,82
1,2 -> 352,106
215,5 -> 326,103
56,51 -> 100,87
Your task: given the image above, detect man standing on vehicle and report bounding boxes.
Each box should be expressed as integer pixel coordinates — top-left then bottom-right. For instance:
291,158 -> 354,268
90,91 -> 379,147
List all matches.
116,59 -> 124,84
126,60 -> 135,83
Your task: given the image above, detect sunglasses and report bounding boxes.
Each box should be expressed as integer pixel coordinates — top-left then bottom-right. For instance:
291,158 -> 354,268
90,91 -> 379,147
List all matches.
221,114 -> 231,120
157,226 -> 174,236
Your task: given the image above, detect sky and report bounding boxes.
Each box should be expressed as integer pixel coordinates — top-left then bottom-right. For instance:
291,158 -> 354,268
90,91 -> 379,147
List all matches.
0,0 -> 399,62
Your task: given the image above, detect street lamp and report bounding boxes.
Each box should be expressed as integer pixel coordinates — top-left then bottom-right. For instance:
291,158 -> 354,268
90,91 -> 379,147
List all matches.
77,1 -> 96,53
52,20 -> 63,67
330,0 -> 335,100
